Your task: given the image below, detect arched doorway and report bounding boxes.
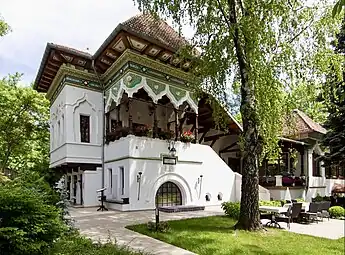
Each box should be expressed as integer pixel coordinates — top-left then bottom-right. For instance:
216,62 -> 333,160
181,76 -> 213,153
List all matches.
155,181 -> 182,207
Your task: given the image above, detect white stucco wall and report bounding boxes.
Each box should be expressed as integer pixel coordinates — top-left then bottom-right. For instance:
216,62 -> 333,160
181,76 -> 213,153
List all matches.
50,85 -> 102,168
325,178 -> 345,196
83,168 -> 102,207
269,188 -> 306,201
104,136 -> 239,210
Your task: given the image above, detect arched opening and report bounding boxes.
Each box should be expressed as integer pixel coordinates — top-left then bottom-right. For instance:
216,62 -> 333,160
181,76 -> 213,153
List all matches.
155,181 -> 182,207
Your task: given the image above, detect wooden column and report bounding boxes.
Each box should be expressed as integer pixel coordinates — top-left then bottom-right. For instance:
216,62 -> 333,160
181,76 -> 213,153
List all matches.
117,104 -> 121,126
174,108 -> 179,141
153,103 -> 158,138
194,113 -> 198,144
128,98 -> 133,134
105,112 -> 110,133
300,149 -> 304,176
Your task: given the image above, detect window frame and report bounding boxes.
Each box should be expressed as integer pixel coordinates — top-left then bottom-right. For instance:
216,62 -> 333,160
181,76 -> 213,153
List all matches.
80,114 -> 90,143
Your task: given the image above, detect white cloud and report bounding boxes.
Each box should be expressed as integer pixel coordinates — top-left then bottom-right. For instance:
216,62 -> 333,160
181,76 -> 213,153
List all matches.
0,0 -> 140,84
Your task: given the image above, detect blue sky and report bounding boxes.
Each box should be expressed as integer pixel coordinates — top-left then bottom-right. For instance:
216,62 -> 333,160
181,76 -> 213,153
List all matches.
0,0 -> 143,85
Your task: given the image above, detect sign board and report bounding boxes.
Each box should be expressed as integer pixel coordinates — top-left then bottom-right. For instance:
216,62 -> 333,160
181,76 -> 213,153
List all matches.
162,156 -> 177,165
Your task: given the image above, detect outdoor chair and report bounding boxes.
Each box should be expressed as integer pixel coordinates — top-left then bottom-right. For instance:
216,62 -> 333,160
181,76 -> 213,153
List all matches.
260,212 -> 272,220
320,201 -> 331,220
275,203 -> 302,229
301,202 -> 321,223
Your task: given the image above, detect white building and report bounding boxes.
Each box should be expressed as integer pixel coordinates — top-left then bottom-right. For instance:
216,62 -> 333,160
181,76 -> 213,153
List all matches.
34,14 -> 343,210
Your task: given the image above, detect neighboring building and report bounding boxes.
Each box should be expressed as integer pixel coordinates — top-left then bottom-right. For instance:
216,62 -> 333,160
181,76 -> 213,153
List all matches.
257,109 -> 345,201
33,14 -> 343,210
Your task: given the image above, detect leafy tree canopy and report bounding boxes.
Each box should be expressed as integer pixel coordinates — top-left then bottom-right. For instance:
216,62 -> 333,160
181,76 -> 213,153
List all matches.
0,74 -> 50,178
320,15 -> 345,170
0,15 -> 10,37
134,0 -> 342,230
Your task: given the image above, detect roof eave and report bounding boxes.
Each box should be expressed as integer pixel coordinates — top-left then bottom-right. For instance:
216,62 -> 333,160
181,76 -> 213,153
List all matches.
33,43 -> 54,91
93,24 -> 124,60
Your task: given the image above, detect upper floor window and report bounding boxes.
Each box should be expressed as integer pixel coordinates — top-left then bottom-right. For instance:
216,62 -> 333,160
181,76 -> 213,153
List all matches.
80,115 -> 90,143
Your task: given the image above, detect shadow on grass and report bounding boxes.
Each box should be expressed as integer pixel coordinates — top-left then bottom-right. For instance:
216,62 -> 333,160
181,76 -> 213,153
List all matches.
126,216 -> 345,255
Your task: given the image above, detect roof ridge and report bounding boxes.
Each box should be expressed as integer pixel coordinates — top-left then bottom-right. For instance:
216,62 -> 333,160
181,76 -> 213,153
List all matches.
293,109 -> 326,134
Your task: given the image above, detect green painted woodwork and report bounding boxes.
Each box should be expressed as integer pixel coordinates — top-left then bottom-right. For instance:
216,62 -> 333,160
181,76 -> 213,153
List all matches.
146,78 -> 166,95
169,86 -> 187,101
123,73 -> 142,88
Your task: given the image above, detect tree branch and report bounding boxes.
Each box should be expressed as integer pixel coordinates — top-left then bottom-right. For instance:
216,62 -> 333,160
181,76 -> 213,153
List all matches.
216,0 -> 232,29
288,17 -> 315,44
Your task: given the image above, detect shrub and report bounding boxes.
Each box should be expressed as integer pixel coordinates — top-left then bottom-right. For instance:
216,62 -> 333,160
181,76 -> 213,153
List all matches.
147,221 -> 170,232
259,200 -> 282,207
48,234 -> 144,255
221,202 -> 240,219
329,206 -> 345,218
295,198 -> 305,202
0,183 -> 67,255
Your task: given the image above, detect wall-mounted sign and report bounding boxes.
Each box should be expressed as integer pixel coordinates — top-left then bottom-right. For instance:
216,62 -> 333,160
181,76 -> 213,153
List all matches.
162,156 -> 177,165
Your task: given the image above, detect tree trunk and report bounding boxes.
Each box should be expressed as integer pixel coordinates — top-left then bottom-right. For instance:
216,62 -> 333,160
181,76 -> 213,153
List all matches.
229,0 -> 262,231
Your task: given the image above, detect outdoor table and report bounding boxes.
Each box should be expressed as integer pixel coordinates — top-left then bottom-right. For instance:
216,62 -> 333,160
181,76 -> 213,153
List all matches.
259,206 -> 288,228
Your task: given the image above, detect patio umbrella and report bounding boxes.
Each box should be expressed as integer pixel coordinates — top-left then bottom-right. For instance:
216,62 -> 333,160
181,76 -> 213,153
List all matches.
284,187 -> 292,201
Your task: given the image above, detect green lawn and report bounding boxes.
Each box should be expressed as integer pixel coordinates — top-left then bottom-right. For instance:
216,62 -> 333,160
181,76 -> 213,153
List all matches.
126,216 -> 345,255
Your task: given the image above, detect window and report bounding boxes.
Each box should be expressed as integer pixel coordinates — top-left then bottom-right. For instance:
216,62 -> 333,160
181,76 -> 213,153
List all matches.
155,182 -> 182,207
119,167 -> 124,195
57,121 -> 61,145
313,153 -> 321,177
80,115 -> 90,143
108,168 -> 113,189
61,115 -> 64,143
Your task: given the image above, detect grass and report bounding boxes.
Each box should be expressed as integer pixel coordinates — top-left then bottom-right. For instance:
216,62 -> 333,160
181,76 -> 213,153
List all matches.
127,216 -> 345,255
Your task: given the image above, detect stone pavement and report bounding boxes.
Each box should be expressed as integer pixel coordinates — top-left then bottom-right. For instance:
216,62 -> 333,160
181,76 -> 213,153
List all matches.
69,206 -> 224,255
70,206 -> 345,255
282,219 -> 344,240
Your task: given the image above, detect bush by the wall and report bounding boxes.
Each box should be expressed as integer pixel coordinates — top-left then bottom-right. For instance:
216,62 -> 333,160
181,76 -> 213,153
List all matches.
259,200 -> 281,207
47,234 -> 144,255
221,202 -> 240,219
0,183 -> 67,255
329,206 -> 345,218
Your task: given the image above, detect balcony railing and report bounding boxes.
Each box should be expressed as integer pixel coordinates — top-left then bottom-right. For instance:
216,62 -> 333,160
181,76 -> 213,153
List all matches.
105,125 -> 195,144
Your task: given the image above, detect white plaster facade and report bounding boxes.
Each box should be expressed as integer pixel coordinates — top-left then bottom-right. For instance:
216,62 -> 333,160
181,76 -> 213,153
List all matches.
49,85 -> 102,168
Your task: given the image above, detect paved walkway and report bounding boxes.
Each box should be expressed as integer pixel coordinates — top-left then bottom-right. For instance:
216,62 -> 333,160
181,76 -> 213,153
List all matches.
69,206 -> 223,255
70,206 -> 345,255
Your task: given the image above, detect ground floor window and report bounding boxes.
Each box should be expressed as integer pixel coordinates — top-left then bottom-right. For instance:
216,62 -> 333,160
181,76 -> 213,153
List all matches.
155,181 -> 182,207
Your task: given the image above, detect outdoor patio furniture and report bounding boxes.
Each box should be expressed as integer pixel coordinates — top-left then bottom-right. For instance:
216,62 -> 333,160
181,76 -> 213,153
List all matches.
259,205 -> 289,228
300,202 -> 321,223
275,202 -> 302,229
320,201 -> 331,220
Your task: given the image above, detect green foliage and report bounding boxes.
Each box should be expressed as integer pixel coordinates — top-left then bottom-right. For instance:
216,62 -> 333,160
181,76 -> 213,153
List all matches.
0,74 -> 54,183
0,182 -> 68,255
329,206 -> 345,218
47,234 -> 144,255
258,200 -> 282,207
147,221 -> 170,233
295,198 -> 305,202
320,16 -> 345,171
221,201 -> 240,219
333,0 -> 345,17
0,15 -> 10,37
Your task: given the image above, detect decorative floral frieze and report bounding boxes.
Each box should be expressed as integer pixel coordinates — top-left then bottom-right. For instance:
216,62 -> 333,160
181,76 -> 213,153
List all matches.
105,72 -> 198,113
146,79 -> 166,95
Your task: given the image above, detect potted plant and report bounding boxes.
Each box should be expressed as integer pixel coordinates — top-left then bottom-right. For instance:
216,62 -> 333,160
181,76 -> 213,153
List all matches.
180,130 -> 195,143
158,130 -> 174,140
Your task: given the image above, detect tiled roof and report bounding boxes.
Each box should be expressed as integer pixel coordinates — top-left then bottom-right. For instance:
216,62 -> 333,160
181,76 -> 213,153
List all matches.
49,43 -> 92,58
294,109 -> 326,134
282,109 -> 326,137
121,14 -> 189,51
